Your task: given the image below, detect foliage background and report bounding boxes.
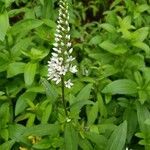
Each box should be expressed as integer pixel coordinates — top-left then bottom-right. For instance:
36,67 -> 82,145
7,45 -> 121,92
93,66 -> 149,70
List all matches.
0,0 -> 150,149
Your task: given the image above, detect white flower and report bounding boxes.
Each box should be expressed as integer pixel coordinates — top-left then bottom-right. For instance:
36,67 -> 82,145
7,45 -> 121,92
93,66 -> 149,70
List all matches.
67,42 -> 71,47
61,42 -> 65,46
66,35 -> 70,40
65,79 -> 73,88
52,52 -> 58,57
52,75 -> 61,84
66,56 -> 75,62
53,43 -> 58,47
53,48 -> 61,53
59,66 -> 67,75
56,29 -> 60,33
55,37 -> 59,42
69,48 -> 73,54
70,65 -> 77,73
67,26 -> 70,31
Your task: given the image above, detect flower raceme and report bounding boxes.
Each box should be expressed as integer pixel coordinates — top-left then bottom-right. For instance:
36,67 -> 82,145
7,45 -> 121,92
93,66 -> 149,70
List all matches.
48,0 -> 77,88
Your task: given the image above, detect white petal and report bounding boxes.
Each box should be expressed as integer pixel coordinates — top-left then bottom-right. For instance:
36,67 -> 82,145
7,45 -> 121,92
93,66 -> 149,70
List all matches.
53,43 -> 58,47
70,65 -> 77,73
67,42 -> 71,47
65,79 -> 73,88
69,48 -> 73,54
52,53 -> 58,57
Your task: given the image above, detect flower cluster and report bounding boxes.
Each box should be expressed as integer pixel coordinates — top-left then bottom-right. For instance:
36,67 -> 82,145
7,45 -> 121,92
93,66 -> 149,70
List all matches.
48,0 -> 77,88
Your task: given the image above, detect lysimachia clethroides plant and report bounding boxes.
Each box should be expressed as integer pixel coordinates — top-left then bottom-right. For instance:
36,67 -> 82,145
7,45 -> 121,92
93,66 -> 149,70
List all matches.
48,0 -> 77,117
48,0 -> 77,89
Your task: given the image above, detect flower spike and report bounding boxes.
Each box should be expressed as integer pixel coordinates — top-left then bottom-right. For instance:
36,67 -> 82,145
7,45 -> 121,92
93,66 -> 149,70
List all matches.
48,0 -> 77,88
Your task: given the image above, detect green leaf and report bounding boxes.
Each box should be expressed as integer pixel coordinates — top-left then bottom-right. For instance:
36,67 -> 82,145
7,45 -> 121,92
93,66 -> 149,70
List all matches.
78,138 -> 93,150
136,102 -> 150,149
15,92 -> 36,116
10,38 -> 32,59
145,119 -> 150,125
132,27 -> 149,42
8,124 -> 26,140
41,102 -> 52,124
24,62 -> 37,86
0,102 -> 9,131
22,48 -> 49,61
86,132 -> 107,149
136,4 -> 149,12
89,35 -> 102,45
9,19 -> 43,35
143,67 -> 150,84
124,54 -> 145,70
100,64 -> 118,79
23,124 -> 59,137
30,48 -> 49,60
123,108 -> 137,143
134,71 -> 143,87
7,62 -> 25,78
136,102 -> 150,133
118,16 -> 134,31
87,101 -> 99,125
40,77 -> 58,102
8,124 -> 59,141
32,139 -> 51,149
70,100 -> 94,117
99,41 -> 127,55
0,140 -> 15,150
138,90 -> 147,104
98,124 -> 117,134
110,0 -> 122,9
0,11 -> 9,41
97,93 -> 107,118
102,79 -> 138,95
75,84 -> 93,101
132,42 -> 150,55
26,85 -> 45,93
64,123 -> 78,150
100,23 -> 116,33
39,0 -> 44,5
106,121 -> 127,150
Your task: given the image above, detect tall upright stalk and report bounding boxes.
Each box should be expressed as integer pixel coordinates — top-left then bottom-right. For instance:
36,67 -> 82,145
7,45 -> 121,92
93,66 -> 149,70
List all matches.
61,76 -> 68,117
47,0 -> 77,118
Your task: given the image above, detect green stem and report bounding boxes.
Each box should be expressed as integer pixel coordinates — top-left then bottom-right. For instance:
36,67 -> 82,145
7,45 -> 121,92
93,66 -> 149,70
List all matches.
61,76 -> 68,117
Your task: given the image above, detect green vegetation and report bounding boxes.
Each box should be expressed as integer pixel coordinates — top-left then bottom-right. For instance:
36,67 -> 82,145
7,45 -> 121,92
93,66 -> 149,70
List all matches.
0,0 -> 150,149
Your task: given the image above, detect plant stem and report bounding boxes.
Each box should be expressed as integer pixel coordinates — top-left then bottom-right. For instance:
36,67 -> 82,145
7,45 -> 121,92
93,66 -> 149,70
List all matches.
61,76 -> 68,117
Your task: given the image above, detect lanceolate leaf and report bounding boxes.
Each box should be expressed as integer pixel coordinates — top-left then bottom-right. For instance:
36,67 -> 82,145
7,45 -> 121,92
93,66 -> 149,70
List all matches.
24,62 -> 37,86
87,101 -> 99,125
0,11 -> 9,41
0,140 -> 15,150
7,62 -> 25,78
40,77 -> 58,102
15,92 -> 36,116
99,41 -> 127,55
70,100 -> 94,117
106,121 -> 127,150
102,79 -> 138,95
86,132 -> 107,150
9,19 -> 43,35
64,123 -> 78,150
78,137 -> 93,150
136,102 -> 150,133
136,102 -> 150,149
75,84 -> 93,101
8,124 -> 60,141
